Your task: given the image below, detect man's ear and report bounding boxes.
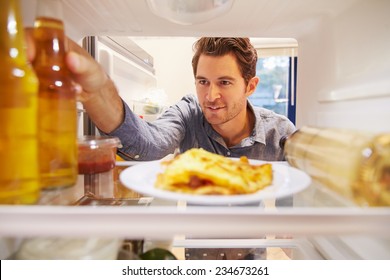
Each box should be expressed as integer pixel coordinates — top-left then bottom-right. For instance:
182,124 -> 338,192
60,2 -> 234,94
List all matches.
245,76 -> 260,97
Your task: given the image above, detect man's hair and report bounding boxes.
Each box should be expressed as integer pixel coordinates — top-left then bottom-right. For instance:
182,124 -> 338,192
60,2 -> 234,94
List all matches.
192,37 -> 258,85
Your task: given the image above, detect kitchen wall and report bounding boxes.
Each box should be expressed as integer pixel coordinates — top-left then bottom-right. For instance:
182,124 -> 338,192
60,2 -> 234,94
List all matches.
131,37 -> 198,106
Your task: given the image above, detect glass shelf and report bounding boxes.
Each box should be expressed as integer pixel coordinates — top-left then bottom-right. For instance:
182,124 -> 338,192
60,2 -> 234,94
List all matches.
1,163 -> 389,260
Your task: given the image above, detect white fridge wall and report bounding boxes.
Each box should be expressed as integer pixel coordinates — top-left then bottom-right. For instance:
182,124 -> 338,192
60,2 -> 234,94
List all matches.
295,0 -> 390,132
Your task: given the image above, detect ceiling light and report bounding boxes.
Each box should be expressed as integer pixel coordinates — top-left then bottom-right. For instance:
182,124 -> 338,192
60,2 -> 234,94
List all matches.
146,0 -> 234,25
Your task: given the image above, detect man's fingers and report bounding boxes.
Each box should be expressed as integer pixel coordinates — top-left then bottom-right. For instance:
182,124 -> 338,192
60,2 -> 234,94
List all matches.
65,51 -> 108,93
24,27 -> 108,100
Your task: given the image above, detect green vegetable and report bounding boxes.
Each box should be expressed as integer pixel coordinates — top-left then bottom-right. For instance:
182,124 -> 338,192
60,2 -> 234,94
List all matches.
139,248 -> 177,260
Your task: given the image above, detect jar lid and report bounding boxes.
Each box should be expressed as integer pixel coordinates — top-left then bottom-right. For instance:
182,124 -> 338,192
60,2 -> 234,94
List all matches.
78,136 -> 122,149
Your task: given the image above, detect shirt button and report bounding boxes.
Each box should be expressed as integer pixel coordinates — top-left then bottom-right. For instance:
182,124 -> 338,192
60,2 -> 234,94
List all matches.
134,155 -> 140,159
226,151 -> 231,156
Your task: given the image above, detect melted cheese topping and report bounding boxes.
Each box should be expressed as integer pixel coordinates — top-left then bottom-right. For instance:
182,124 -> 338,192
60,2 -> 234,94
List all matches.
155,148 -> 273,195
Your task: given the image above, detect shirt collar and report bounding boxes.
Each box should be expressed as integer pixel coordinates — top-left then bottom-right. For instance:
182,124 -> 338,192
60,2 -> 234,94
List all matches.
203,118 -> 227,147
247,100 -> 266,145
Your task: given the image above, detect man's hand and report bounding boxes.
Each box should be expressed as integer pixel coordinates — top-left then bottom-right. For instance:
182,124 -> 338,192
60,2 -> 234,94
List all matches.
25,27 -> 108,102
25,28 -> 124,133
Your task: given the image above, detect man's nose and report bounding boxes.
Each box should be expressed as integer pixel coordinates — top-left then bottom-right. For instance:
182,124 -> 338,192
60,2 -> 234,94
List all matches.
206,84 -> 220,102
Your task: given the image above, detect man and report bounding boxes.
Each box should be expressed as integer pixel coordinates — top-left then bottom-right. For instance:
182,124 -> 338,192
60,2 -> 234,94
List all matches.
27,34 -> 295,259
113,38 -> 295,161
30,36 -> 293,160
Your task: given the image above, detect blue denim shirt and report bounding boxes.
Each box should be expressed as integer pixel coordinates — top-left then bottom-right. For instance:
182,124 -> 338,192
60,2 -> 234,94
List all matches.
105,94 -> 296,161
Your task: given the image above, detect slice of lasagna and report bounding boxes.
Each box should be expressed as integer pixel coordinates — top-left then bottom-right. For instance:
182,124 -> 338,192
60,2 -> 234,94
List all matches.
155,148 -> 273,195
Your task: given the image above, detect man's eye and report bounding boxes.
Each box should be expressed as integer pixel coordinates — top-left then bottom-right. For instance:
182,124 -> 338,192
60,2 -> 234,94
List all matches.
198,80 -> 208,85
220,80 -> 231,86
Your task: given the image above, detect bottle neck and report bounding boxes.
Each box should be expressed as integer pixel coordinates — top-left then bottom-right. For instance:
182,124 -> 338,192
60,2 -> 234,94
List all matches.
33,17 -> 67,67
0,0 -> 29,64
33,0 -> 67,65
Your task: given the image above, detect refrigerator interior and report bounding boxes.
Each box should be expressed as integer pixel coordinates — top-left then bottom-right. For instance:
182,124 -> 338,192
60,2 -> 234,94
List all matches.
3,0 -> 389,260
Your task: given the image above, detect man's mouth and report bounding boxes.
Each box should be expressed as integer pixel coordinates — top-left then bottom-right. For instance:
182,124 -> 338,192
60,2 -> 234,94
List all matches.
206,104 -> 225,111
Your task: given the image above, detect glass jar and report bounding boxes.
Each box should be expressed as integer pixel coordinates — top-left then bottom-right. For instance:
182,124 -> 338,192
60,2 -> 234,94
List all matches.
77,136 -> 122,175
283,126 -> 390,206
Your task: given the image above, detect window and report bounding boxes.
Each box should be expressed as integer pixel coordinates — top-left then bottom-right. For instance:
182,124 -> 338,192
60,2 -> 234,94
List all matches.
249,39 -> 298,124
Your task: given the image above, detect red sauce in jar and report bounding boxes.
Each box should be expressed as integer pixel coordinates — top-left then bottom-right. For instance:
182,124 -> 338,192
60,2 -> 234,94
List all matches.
77,145 -> 116,174
78,160 -> 115,174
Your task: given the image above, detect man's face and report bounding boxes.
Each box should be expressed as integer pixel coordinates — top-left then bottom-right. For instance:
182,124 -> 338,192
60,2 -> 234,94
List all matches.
195,53 -> 255,126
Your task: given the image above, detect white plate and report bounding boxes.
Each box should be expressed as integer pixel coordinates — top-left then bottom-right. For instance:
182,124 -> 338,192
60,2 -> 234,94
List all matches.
119,159 -> 311,205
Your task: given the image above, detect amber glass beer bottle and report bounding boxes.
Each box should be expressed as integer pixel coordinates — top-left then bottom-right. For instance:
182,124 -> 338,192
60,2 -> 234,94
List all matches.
33,0 -> 77,189
0,0 -> 40,204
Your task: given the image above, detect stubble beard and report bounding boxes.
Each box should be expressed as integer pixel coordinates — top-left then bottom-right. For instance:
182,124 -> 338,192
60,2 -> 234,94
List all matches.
203,100 -> 244,126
